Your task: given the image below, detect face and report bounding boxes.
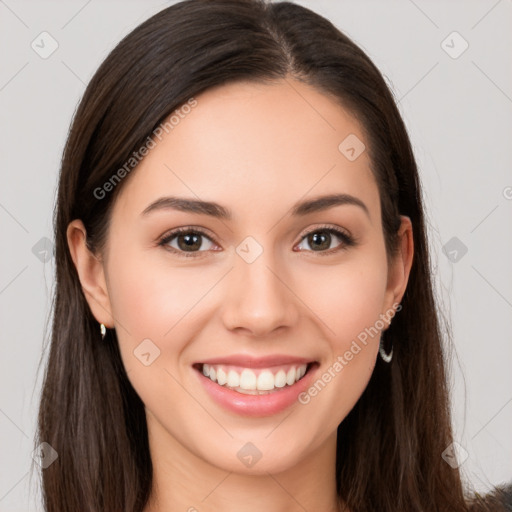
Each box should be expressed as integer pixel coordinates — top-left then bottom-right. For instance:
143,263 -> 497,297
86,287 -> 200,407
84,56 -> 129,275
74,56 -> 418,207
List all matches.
70,78 -> 412,476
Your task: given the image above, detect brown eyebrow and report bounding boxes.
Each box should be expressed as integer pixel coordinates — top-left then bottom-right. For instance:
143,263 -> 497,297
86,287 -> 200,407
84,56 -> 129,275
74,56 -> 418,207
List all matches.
140,193 -> 369,219
291,193 -> 369,218
141,196 -> 230,219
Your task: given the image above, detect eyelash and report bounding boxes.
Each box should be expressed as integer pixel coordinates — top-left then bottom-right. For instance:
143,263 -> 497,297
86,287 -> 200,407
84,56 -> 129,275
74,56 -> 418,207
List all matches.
157,224 -> 356,258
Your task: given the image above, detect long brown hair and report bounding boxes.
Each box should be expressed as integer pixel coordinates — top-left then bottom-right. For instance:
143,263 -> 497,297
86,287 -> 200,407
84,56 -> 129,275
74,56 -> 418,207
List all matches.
35,0 -> 504,510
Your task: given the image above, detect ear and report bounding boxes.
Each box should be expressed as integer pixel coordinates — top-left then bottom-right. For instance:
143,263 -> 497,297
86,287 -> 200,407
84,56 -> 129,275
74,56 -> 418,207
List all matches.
382,215 -> 414,319
66,219 -> 114,328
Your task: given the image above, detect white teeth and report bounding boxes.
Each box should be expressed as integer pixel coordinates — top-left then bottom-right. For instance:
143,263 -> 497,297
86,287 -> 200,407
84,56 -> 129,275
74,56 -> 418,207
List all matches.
274,369 -> 287,388
201,363 -> 309,392
240,369 -> 257,390
256,370 -> 275,391
286,367 -> 296,386
227,369 -> 240,388
216,367 -> 227,385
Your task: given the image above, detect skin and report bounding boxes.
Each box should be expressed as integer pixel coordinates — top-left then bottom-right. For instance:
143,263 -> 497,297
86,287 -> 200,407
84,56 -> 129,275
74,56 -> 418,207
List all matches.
68,78 -> 414,512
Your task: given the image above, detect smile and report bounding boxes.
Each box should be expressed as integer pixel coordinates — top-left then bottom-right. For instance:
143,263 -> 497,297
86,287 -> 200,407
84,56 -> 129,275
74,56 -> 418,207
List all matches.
201,363 -> 309,394
193,356 -> 319,416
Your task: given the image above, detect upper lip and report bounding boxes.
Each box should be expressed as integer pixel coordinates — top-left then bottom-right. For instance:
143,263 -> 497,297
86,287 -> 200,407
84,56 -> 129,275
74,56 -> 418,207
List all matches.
196,354 -> 316,368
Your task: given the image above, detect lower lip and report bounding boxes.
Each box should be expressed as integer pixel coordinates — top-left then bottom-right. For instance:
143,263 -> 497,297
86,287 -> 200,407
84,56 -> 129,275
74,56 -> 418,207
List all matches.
195,364 -> 318,417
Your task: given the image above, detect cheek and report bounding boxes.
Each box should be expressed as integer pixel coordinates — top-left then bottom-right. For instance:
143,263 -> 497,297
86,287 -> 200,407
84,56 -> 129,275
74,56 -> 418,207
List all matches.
106,251 -> 228,424
294,251 -> 388,425
106,249 -> 222,372
296,250 -> 389,348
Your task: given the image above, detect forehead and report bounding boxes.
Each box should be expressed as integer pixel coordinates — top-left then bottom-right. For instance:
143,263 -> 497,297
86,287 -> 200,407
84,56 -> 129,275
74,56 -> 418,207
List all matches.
112,78 -> 379,223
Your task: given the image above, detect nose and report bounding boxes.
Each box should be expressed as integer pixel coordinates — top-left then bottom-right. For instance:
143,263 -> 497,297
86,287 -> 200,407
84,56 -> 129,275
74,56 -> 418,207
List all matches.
220,250 -> 300,338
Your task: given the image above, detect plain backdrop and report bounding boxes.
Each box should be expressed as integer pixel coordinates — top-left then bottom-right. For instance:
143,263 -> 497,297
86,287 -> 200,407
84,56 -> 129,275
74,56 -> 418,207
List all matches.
0,0 -> 511,509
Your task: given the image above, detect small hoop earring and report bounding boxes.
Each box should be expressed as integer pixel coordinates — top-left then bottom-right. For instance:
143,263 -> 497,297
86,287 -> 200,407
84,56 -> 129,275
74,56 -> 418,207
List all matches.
379,333 -> 393,363
100,323 -> 106,340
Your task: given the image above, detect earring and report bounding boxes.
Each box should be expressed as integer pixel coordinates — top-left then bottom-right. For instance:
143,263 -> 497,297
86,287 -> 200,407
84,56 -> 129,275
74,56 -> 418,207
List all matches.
379,332 -> 393,363
100,323 -> 106,340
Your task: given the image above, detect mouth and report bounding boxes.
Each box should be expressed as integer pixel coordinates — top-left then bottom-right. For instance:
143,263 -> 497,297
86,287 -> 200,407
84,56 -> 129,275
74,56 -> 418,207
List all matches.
192,357 -> 319,416
193,361 -> 315,394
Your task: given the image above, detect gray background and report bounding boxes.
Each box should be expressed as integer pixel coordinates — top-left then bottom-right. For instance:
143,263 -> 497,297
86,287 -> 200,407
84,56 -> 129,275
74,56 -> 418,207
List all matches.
1,0 -> 511,509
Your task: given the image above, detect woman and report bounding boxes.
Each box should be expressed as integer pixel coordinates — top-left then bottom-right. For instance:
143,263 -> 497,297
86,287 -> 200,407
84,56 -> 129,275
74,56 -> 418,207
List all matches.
35,0 -> 510,510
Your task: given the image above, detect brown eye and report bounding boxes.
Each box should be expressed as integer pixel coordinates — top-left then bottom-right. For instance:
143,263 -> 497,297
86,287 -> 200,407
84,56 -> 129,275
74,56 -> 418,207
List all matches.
306,231 -> 332,251
176,232 -> 203,251
159,228 -> 217,257
295,227 -> 355,254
